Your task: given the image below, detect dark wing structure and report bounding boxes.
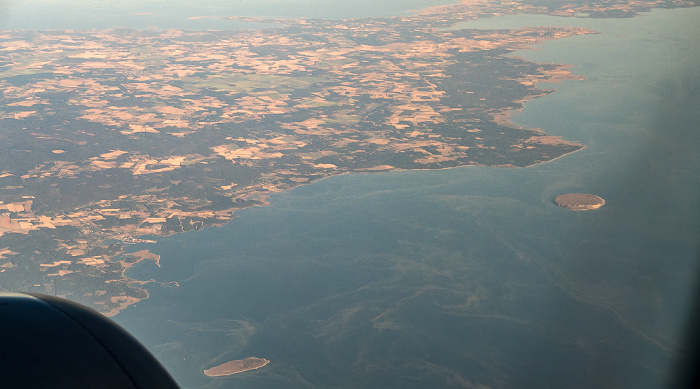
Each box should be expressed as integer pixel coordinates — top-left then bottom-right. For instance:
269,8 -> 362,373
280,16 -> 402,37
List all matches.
0,292 -> 179,389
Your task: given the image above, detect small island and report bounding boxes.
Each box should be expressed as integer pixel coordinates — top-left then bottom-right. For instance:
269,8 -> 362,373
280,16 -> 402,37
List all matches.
204,357 -> 270,377
554,193 -> 605,210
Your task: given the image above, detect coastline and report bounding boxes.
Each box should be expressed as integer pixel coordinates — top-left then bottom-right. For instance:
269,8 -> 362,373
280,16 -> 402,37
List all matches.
2,1 -> 691,317
204,357 -> 270,377
108,6 -> 700,388
112,19 -> 594,316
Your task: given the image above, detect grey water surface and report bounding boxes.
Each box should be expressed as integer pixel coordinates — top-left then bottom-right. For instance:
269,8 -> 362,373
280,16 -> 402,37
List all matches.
112,7 -> 700,388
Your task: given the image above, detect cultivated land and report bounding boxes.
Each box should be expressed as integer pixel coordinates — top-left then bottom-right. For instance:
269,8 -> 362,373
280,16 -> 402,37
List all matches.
0,0 -> 692,314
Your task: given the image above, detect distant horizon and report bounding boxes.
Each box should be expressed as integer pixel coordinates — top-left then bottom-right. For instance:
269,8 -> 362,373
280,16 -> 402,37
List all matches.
2,1 -> 698,387
0,0 -> 461,30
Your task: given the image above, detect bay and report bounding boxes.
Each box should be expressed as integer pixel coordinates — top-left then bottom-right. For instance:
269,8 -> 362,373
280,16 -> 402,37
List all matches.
114,7 -> 700,389
0,0 -> 459,30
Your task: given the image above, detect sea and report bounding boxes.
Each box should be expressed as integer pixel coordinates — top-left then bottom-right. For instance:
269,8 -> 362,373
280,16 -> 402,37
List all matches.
0,0 -> 459,30
5,2 -> 700,388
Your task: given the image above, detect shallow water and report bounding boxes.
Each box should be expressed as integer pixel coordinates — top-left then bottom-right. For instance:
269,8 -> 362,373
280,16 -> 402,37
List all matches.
110,7 -> 700,388
0,0 -> 459,30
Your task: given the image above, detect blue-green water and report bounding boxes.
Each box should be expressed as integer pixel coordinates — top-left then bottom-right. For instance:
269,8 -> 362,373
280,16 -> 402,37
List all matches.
112,7 -> 700,388
0,0 -> 458,30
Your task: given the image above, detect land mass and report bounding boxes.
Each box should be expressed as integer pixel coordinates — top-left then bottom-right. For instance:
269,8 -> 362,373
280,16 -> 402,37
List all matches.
0,0 -> 693,314
204,357 -> 270,377
554,193 -> 605,210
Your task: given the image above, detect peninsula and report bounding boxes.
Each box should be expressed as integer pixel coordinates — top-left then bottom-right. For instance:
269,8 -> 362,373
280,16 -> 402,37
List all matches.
0,0 -> 691,314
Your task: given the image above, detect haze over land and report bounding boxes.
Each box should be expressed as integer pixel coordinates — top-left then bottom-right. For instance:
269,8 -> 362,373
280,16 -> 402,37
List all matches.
1,1 -> 699,388
0,0 -> 654,313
